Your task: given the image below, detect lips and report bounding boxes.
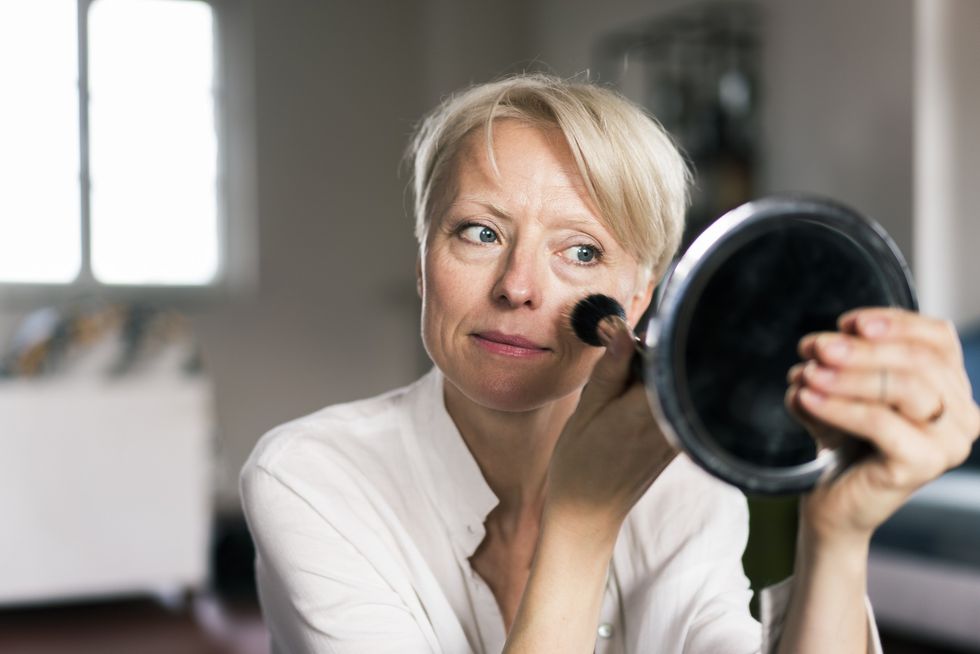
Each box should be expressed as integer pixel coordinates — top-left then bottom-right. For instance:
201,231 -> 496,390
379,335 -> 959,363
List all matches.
471,331 -> 551,357
475,331 -> 549,350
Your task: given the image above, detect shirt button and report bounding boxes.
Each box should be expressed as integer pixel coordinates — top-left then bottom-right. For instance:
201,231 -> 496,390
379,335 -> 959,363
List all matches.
597,622 -> 614,639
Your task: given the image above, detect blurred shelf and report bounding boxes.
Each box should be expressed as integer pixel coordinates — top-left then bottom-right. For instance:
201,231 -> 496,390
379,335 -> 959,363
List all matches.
870,468 -> 980,650
0,377 -> 213,606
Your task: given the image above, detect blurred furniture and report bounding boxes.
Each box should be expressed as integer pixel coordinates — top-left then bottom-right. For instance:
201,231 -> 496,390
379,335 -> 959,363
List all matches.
595,1 -> 761,248
869,468 -> 980,650
868,327 -> 980,649
0,376 -> 213,605
0,304 -> 213,606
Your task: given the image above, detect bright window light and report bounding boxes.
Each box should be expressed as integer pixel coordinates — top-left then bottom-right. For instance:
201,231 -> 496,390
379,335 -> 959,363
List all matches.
88,0 -> 218,285
0,0 -> 81,283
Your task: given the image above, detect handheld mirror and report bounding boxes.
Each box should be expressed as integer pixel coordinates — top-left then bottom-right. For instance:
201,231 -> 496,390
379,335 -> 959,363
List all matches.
642,195 -> 916,494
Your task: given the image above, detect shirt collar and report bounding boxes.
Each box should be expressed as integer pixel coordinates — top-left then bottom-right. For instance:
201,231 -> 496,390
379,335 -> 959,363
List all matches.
406,367 -> 499,558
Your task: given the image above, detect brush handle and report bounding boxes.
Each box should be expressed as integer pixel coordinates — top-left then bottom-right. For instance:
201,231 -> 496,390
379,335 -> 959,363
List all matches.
627,336 -> 646,383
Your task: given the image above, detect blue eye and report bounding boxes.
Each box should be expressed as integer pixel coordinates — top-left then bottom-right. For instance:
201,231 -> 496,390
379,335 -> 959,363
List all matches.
460,224 -> 498,244
575,245 -> 597,263
561,243 -> 600,265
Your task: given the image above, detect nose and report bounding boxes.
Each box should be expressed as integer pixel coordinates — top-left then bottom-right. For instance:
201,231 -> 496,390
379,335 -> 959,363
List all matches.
491,242 -> 544,309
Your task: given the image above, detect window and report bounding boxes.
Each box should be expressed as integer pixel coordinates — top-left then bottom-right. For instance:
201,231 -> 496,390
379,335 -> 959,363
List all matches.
0,0 -> 221,288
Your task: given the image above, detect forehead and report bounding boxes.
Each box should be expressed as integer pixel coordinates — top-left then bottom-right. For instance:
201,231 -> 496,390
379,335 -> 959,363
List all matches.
449,121 -> 599,214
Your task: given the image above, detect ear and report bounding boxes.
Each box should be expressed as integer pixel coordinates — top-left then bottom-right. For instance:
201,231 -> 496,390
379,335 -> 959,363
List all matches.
626,275 -> 656,326
415,253 -> 423,299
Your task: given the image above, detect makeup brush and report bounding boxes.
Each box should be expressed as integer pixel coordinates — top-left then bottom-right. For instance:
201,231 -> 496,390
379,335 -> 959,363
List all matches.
569,293 -> 646,380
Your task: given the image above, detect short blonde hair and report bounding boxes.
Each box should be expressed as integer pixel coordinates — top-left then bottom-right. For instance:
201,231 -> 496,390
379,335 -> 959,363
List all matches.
406,73 -> 691,280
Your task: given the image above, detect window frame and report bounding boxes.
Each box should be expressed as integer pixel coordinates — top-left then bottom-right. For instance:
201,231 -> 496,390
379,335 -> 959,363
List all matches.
0,0 -> 254,308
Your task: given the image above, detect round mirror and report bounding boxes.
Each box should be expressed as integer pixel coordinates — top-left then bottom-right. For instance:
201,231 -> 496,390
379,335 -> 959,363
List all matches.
644,196 -> 917,494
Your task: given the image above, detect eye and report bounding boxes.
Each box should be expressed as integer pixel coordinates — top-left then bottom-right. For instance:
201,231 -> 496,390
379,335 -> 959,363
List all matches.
459,224 -> 499,244
561,244 -> 601,265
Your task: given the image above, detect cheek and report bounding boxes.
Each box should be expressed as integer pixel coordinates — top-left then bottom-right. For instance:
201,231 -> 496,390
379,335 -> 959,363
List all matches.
602,268 -> 651,326
557,268 -> 644,324
420,252 -> 483,340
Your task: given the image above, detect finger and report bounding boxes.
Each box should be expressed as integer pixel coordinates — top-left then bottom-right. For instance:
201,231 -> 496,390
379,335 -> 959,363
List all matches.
797,331 -> 979,433
800,362 -> 945,424
796,332 -> 980,433
578,317 -> 636,413
837,308 -> 966,374
798,338 -> 978,436
796,387 -> 926,467
796,385 -> 975,480
785,383 -> 846,450
799,332 -> 956,392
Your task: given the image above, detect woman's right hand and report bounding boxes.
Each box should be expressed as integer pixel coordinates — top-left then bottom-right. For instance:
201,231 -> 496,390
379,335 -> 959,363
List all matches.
545,317 -> 678,540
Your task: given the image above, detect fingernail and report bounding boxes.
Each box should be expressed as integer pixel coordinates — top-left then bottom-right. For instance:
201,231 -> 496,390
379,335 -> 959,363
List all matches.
597,317 -> 617,348
800,387 -> 826,404
798,335 -> 817,356
823,338 -> 850,359
862,318 -> 888,337
607,335 -> 621,358
806,363 -> 836,385
602,319 -> 628,358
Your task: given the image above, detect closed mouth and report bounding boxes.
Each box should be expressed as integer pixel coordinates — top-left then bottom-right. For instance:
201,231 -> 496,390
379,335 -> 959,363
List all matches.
472,331 -> 550,351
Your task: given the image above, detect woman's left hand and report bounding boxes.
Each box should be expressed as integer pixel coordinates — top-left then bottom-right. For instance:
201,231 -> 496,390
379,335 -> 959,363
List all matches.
787,307 -> 980,545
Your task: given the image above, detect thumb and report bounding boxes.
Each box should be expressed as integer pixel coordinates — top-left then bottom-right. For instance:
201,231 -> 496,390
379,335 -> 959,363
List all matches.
579,316 -> 636,413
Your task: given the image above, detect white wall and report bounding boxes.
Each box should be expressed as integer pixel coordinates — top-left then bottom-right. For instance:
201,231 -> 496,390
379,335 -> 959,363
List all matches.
419,0 -> 533,103
914,0 -> 980,328
761,0 -> 914,266
530,0 -> 915,265
192,1 -> 432,509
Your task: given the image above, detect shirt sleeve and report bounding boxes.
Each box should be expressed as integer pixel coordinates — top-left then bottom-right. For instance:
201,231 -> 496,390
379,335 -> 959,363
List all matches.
758,576 -> 884,654
684,493 -> 882,654
679,488 -> 883,654
240,463 -> 440,654
677,488 -> 765,654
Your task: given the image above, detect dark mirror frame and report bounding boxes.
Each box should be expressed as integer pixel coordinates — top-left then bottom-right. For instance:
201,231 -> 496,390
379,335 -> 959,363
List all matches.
643,195 -> 917,494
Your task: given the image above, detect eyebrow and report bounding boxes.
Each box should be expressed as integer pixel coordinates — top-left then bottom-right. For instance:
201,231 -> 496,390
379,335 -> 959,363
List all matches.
448,197 -> 513,220
448,197 -> 606,233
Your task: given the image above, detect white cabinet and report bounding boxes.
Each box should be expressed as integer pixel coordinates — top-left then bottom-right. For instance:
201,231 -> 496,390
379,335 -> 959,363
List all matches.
0,377 -> 213,605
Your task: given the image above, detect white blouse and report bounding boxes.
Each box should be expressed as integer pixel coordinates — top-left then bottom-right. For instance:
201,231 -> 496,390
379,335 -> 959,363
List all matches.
241,368 -> 883,654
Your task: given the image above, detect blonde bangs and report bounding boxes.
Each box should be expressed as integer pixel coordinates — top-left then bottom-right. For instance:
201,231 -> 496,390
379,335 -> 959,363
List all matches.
406,73 -> 690,281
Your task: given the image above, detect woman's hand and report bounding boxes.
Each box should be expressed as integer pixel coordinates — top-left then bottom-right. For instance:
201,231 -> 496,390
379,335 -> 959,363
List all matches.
787,307 -> 980,545
506,320 -> 674,654
545,317 -> 677,540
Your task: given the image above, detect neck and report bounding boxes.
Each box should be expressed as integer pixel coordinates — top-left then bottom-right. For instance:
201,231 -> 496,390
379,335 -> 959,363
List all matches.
443,379 -> 581,531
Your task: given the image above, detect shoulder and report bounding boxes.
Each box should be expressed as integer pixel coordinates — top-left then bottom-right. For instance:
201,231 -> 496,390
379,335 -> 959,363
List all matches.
240,373 -> 431,499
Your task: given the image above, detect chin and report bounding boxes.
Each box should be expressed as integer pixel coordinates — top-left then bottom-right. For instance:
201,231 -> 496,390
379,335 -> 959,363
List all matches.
447,364 -> 583,413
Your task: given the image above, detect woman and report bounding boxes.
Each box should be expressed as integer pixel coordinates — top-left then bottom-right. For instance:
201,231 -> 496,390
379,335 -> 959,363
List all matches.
241,73 -> 980,653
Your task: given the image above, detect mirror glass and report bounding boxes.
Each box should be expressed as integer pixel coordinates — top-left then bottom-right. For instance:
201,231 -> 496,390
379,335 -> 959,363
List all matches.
646,196 -> 917,494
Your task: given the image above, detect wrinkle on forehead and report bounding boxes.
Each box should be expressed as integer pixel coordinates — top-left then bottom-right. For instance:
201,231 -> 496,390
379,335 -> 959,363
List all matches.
450,122 -> 602,222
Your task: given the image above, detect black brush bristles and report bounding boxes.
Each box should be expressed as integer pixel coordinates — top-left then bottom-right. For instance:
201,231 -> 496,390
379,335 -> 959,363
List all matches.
570,294 -> 626,347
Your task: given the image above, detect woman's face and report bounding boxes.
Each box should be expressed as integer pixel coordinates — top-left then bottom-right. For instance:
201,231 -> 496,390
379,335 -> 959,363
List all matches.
418,120 -> 654,412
